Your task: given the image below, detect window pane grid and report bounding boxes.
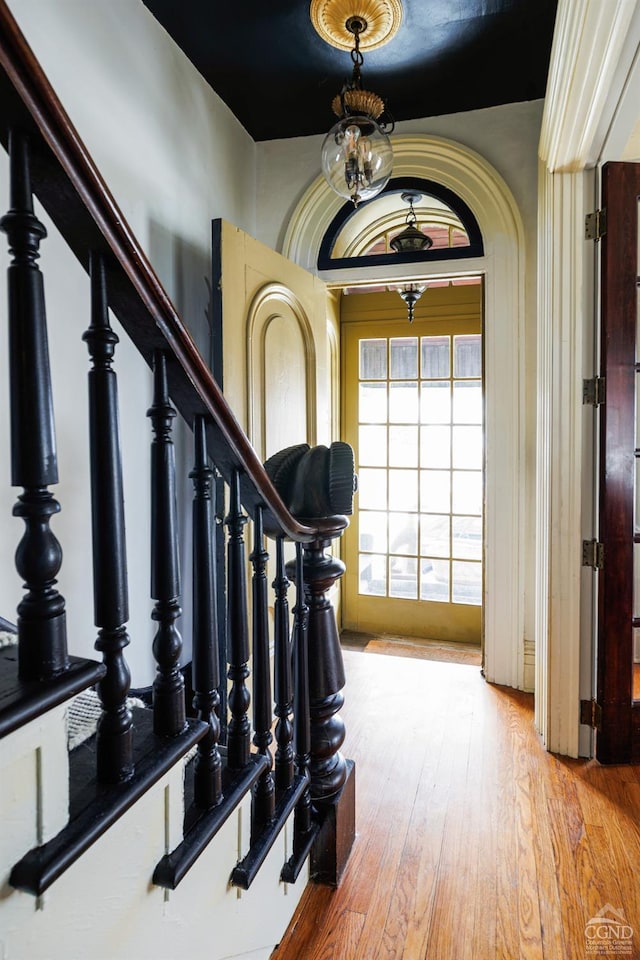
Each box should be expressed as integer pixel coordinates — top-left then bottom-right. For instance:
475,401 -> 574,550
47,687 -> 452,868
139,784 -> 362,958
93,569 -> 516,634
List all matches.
357,333 -> 482,605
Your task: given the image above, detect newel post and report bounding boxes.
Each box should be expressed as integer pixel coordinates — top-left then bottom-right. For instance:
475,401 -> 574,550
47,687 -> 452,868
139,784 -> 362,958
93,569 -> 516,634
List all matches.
293,518 -> 349,800
287,517 -> 355,885
265,441 -> 357,885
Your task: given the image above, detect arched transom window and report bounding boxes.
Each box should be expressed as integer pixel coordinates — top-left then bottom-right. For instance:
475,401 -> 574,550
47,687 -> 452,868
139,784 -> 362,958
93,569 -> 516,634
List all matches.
318,177 -> 484,272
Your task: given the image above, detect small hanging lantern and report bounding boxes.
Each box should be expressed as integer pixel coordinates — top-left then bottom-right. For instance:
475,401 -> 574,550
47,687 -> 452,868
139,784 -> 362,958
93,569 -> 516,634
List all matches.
391,191 -> 432,321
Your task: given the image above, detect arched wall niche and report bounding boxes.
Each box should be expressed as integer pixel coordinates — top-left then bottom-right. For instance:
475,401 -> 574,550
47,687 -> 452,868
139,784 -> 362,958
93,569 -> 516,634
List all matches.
282,134 -> 528,692
246,282 -> 317,461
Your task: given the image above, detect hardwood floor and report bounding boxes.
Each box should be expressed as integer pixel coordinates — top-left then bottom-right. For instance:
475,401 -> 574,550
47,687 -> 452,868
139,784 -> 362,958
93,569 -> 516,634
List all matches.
273,650 -> 640,959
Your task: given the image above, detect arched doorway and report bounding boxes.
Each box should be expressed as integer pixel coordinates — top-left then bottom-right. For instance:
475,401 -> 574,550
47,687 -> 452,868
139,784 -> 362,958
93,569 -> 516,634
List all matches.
283,134 -> 528,691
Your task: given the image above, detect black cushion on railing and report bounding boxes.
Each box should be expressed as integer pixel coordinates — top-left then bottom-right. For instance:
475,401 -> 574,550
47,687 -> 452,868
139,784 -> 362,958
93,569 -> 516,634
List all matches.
264,442 -> 357,517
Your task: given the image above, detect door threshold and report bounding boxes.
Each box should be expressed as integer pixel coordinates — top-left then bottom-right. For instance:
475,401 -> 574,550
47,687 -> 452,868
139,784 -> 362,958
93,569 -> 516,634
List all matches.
340,629 -> 481,665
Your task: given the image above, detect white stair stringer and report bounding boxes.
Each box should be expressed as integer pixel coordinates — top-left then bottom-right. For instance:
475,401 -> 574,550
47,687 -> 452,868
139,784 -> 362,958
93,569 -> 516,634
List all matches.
0,703 -> 309,960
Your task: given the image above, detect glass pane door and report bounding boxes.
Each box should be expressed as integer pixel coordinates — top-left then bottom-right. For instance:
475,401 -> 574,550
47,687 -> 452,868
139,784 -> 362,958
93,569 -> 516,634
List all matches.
342,285 -> 483,644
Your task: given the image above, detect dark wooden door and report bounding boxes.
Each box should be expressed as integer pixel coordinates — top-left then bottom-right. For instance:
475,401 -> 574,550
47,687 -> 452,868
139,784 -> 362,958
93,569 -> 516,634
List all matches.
596,161 -> 640,763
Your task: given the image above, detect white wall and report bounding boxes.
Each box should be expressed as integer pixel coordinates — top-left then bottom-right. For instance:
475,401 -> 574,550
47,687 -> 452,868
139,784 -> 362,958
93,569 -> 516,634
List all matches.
255,100 -> 542,255
0,0 -> 257,685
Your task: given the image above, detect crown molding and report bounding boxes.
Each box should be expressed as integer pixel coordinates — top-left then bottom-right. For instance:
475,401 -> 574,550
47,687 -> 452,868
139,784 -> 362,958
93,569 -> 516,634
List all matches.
539,0 -> 639,171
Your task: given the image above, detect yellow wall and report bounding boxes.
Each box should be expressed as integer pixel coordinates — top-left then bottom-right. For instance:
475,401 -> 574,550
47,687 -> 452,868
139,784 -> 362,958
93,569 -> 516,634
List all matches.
340,282 -> 483,326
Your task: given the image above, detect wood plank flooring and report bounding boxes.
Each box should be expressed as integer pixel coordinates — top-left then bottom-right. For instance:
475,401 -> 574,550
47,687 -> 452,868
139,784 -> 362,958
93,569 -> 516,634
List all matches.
272,650 -> 640,960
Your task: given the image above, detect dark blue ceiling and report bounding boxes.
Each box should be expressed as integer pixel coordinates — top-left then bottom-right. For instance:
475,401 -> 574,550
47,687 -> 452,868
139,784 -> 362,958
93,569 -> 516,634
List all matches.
142,0 -> 558,142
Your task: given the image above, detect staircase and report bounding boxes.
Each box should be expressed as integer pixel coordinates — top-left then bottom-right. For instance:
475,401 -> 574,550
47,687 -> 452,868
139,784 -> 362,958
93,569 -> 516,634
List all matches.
0,3 -> 354,958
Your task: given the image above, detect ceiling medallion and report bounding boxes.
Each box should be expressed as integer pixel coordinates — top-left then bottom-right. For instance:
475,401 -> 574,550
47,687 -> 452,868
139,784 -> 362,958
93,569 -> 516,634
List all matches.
310,0 -> 403,51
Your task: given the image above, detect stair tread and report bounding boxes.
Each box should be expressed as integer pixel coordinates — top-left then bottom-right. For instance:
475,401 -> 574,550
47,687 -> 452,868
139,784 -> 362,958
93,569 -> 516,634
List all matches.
0,649 -> 106,740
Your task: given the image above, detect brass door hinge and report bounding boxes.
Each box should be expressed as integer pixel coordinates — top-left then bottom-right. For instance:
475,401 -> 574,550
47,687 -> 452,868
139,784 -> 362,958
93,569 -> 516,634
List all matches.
582,377 -> 605,406
582,539 -> 604,570
585,208 -> 607,240
580,698 -> 603,730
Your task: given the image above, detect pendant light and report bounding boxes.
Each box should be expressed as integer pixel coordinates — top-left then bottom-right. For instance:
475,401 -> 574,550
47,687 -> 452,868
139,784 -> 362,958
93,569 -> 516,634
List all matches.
318,12 -> 395,207
396,283 -> 427,323
391,191 -> 433,321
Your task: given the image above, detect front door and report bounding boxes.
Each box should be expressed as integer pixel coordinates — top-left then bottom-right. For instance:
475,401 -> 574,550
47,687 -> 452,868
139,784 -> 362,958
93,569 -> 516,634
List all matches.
596,161 -> 640,763
341,283 -> 483,644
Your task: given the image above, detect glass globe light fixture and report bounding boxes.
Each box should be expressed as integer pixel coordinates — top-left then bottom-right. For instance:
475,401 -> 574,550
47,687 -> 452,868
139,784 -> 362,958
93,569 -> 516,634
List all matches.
321,15 -> 394,207
321,114 -> 393,207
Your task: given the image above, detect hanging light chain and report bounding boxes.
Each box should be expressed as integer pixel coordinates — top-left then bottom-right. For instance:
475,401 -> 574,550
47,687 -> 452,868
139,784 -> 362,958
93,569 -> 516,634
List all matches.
349,17 -> 365,84
320,7 -> 394,206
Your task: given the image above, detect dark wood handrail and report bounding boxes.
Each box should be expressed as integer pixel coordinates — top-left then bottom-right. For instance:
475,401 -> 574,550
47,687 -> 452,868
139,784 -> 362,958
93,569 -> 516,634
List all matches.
0,0 -> 317,543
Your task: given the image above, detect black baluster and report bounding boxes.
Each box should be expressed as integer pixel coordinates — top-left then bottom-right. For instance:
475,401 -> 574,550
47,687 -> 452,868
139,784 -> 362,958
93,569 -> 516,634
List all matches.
250,506 -> 275,834
291,541 -> 312,847
83,252 -> 133,782
273,537 -> 294,793
147,350 -> 186,737
0,129 -> 68,681
214,472 -> 228,746
189,415 -> 222,808
225,469 -> 251,769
